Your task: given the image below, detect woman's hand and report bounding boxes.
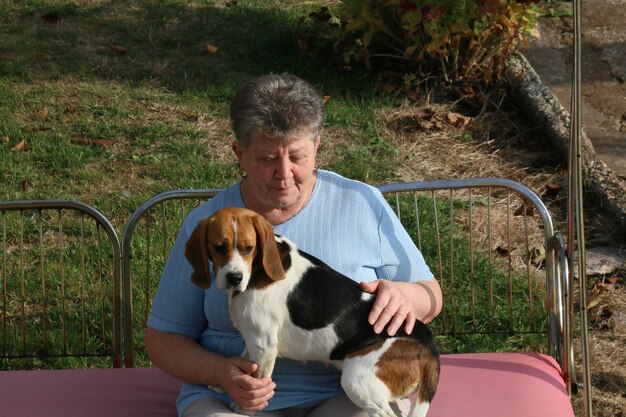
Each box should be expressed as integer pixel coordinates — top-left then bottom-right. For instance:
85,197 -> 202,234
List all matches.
216,357 -> 276,412
360,279 -> 442,336
144,328 -> 275,412
360,279 -> 416,336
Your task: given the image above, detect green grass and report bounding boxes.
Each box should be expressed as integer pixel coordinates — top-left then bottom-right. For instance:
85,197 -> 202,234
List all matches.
387,193 -> 548,354
0,0 -> 391,226
1,0 -> 551,369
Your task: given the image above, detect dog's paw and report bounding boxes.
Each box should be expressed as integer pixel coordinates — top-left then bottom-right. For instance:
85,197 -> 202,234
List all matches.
229,402 -> 256,416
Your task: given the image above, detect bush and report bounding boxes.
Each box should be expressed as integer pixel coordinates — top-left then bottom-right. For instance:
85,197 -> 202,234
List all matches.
298,0 -> 539,88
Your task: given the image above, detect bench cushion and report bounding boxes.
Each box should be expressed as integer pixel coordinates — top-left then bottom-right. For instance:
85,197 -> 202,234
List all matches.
0,353 -> 574,417
0,367 -> 179,417
430,353 -> 575,417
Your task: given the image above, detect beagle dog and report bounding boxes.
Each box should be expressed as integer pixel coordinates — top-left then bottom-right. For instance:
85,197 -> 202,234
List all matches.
185,207 -> 440,417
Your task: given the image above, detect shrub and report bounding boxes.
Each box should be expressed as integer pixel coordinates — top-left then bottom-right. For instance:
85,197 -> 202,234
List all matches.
298,0 -> 539,89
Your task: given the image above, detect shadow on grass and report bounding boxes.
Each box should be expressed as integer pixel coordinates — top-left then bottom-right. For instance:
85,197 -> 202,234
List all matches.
1,1 -> 376,97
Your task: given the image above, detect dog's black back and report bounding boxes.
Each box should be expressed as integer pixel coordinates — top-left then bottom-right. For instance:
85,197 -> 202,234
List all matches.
280,245 -> 439,362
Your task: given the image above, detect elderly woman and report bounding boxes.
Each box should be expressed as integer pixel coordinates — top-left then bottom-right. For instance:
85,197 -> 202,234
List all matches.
145,74 -> 442,417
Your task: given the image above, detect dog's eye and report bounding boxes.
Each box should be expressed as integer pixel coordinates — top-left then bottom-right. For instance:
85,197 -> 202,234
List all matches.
214,244 -> 227,255
241,246 -> 253,255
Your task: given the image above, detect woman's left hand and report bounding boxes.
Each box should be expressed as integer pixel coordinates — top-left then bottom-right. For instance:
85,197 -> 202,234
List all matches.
360,279 -> 416,336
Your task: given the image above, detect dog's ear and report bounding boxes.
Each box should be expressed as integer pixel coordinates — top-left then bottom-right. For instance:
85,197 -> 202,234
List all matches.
253,215 -> 285,281
185,218 -> 213,289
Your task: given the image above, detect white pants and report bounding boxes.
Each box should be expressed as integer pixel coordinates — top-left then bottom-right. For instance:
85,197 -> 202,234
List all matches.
183,395 -> 410,417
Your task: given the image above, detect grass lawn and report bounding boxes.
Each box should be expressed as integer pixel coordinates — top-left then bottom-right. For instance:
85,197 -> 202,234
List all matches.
1,0 -> 405,226
2,0 -> 555,369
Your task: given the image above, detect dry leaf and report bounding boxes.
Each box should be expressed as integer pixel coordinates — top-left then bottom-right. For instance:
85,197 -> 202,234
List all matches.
445,111 -> 472,129
70,136 -> 115,148
11,140 -> 26,152
203,43 -> 219,54
495,246 -> 510,256
415,108 -> 435,120
513,199 -> 535,216
605,276 -> 622,284
41,12 -> 62,24
587,283 -> 607,309
322,95 -> 331,104
1,136 -> 9,143
110,44 -> 127,55
530,246 -> 546,266
542,183 -> 562,200
38,108 -> 49,119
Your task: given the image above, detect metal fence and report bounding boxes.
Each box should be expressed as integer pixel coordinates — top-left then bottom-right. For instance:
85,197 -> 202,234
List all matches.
0,201 -> 122,369
0,179 -> 580,397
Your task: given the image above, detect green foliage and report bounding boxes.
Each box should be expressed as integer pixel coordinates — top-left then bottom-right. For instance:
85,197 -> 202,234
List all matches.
298,0 -> 539,86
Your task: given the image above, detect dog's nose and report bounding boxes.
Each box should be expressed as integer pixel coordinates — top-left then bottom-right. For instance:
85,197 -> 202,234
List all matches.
226,272 -> 243,286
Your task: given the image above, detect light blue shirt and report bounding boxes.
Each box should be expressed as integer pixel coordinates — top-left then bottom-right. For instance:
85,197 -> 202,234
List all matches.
148,170 -> 434,416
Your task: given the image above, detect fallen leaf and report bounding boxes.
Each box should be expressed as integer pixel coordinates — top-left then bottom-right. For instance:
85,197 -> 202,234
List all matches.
445,111 -> 472,129
41,12 -> 62,24
11,140 -> 26,152
513,199 -> 535,216
1,136 -> 9,143
605,276 -> 622,284
70,136 -> 115,148
38,108 -> 49,119
587,283 -> 607,309
495,246 -> 510,256
530,246 -> 546,266
322,95 -> 331,104
110,44 -> 127,55
203,43 -> 219,54
415,108 -> 435,120
94,138 -> 115,148
542,183 -> 562,200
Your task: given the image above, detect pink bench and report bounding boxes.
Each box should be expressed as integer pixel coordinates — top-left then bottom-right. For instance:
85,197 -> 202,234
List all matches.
0,353 -> 574,417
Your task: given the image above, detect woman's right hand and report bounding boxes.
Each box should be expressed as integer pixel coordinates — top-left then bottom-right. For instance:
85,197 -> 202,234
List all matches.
145,328 -> 275,411
217,356 -> 276,412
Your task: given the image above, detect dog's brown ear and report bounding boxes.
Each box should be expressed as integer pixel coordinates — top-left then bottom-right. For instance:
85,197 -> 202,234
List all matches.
253,215 -> 285,281
185,218 -> 212,289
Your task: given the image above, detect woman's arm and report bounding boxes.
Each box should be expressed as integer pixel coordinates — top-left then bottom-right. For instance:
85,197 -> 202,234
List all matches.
360,278 -> 443,335
145,327 -> 276,411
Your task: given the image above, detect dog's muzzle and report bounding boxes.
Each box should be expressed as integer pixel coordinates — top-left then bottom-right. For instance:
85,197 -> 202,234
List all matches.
226,271 -> 243,288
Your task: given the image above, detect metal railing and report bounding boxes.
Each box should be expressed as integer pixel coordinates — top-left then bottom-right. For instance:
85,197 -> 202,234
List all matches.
378,178 -> 576,393
0,178 -> 589,413
0,200 -> 122,368
121,189 -> 220,368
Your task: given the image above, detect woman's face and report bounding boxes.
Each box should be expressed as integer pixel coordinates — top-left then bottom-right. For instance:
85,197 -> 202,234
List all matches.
233,133 -> 320,212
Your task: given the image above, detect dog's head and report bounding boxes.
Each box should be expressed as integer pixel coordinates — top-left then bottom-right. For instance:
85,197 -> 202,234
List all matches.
185,207 -> 286,292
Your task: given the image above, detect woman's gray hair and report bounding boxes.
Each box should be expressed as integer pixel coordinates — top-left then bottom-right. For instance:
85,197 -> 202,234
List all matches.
230,74 -> 325,149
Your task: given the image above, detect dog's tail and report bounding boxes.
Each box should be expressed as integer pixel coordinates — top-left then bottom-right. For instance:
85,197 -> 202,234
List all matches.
407,356 -> 440,417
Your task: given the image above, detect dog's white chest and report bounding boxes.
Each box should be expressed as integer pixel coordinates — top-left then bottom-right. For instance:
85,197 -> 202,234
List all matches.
230,286 -> 339,364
